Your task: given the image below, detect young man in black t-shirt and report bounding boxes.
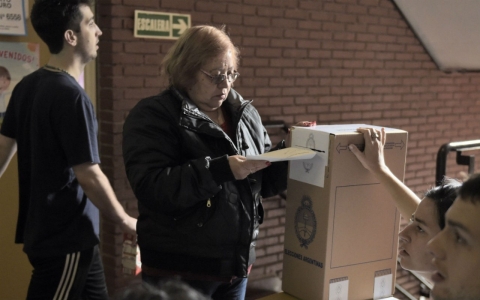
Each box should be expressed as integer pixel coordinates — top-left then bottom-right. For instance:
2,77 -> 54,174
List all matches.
0,1 -> 136,299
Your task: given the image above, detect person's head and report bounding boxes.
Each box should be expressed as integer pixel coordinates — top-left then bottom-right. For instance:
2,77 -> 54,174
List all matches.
427,173 -> 480,300
162,25 -> 240,112
0,66 -> 11,92
115,280 -> 211,300
398,178 -> 460,274
31,0 -> 102,60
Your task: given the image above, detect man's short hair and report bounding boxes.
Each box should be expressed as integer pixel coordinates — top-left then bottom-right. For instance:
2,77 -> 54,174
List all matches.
424,177 -> 461,229
458,173 -> 480,203
30,0 -> 92,54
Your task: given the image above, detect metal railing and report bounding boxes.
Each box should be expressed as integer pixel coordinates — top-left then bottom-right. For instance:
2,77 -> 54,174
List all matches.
263,120 -> 289,133
436,139 -> 480,185
395,283 -> 417,300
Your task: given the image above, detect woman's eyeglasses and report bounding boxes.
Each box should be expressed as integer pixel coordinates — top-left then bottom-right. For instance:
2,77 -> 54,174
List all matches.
201,69 -> 240,85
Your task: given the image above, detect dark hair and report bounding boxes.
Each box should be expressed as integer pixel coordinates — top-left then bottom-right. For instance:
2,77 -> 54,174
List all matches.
162,25 -> 240,94
0,66 -> 11,80
458,173 -> 480,204
424,177 -> 461,229
31,0 -> 91,54
114,280 -> 211,300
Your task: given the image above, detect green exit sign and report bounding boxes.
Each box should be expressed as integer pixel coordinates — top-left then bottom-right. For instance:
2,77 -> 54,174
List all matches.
134,10 -> 191,40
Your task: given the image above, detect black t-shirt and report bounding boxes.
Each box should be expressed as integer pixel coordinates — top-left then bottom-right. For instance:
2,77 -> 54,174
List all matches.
1,69 -> 100,257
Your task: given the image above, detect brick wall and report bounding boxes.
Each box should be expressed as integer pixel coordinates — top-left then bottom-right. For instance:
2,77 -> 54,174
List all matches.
96,0 -> 480,295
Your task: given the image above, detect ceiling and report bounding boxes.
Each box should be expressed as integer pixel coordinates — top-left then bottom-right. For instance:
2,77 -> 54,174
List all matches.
394,0 -> 480,72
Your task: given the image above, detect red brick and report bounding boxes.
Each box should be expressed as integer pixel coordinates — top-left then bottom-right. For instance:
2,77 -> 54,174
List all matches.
242,37 -> 269,47
284,29 -> 309,39
344,60 -> 365,68
242,58 -> 269,67
282,68 -> 307,77
270,38 -> 295,48
284,9 -> 308,20
333,50 -> 354,59
256,48 -> 282,58
227,3 -> 256,15
283,49 -> 308,58
282,87 -> 307,96
299,1 -> 322,10
257,27 -> 284,37
296,59 -> 320,68
368,6 -> 390,16
308,50 -> 332,59
359,0 -> 380,7
306,87 -> 330,97
298,21 -> 322,30
195,1 -> 227,12
240,77 -> 269,87
295,78 -> 318,86
244,16 -> 271,26
124,42 -> 160,54
257,7 -> 284,17
324,2 -> 347,13
322,22 -> 346,32
160,0 -> 194,10
123,0 -> 158,7
244,0 -> 269,5
112,77 -> 144,88
266,226 -> 285,236
335,13 -> 357,23
213,14 -> 242,24
320,59 -> 343,68
256,88 -> 282,97
358,15 -> 379,25
298,39 -> 321,49
283,106 -> 306,114
269,78 -> 295,88
270,58 -> 295,67
311,11 -> 335,22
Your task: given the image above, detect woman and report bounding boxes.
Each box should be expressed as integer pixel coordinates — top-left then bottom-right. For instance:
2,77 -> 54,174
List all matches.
349,127 -> 460,283
123,25 -> 299,299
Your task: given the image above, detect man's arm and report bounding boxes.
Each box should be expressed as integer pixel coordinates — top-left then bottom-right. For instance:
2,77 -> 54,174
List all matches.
72,162 -> 136,235
0,133 -> 17,178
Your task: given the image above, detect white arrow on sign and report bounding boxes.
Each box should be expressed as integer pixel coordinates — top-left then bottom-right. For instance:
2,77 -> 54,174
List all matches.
172,19 -> 188,35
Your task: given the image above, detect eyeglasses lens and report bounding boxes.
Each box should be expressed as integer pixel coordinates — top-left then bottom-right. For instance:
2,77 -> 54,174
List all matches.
213,73 -> 239,85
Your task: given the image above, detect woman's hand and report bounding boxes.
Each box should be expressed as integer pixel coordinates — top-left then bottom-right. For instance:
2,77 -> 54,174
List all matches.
349,127 -> 387,174
228,155 -> 271,180
286,121 -> 316,147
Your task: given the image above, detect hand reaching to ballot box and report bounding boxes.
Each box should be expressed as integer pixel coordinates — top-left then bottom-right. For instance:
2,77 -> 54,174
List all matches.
348,127 -> 387,175
286,121 -> 317,147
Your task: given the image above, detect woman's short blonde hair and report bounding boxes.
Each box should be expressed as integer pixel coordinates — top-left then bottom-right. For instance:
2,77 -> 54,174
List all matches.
162,25 -> 240,93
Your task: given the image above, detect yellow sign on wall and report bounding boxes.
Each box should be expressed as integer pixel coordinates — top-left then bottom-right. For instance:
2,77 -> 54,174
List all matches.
134,10 -> 190,40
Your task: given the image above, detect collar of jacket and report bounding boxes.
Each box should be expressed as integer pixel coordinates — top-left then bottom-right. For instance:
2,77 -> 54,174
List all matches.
171,86 -> 252,126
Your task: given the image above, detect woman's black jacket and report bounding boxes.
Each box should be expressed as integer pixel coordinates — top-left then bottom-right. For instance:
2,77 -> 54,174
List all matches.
122,87 -> 288,278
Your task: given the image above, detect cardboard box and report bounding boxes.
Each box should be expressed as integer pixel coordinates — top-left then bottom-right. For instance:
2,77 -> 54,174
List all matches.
282,124 -> 408,300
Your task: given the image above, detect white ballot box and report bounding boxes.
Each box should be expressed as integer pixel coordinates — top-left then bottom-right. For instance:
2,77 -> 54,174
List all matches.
282,124 -> 408,300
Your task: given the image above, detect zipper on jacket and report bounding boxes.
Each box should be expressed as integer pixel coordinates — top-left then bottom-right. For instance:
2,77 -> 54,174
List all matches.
207,199 -> 211,207
184,109 -> 240,154
233,101 -> 253,155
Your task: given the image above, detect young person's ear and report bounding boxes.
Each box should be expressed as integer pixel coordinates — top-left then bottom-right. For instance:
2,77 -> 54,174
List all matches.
64,29 -> 77,47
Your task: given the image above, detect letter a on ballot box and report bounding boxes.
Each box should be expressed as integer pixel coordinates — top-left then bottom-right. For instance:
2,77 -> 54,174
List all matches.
283,124 -> 408,300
